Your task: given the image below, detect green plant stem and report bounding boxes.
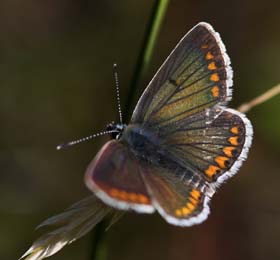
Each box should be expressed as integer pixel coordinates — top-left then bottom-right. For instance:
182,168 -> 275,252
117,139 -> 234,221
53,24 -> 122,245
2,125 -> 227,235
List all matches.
90,219 -> 107,260
90,1 -> 169,259
124,0 -> 169,122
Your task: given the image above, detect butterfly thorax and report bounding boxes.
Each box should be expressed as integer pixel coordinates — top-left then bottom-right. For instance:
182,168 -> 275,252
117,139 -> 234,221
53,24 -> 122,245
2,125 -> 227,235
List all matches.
120,124 -> 172,166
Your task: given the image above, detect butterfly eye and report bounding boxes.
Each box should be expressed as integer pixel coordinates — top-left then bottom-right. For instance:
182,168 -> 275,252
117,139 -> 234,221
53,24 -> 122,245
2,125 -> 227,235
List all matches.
105,123 -> 121,139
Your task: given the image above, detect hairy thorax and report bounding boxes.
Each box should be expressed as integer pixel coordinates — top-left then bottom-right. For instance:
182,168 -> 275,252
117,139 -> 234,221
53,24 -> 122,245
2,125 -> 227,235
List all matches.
120,124 -> 166,164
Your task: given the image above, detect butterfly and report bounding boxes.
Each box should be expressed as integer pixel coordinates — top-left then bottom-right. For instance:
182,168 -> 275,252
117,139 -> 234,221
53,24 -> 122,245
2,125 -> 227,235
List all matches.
20,22 -> 253,260
84,22 -> 253,226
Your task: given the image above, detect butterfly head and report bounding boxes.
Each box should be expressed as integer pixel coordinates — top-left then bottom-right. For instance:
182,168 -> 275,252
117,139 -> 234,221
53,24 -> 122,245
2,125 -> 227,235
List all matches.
106,122 -> 127,140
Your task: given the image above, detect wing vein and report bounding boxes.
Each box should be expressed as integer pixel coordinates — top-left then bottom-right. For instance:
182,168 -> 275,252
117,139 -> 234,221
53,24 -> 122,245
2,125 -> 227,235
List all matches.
150,99 -> 218,126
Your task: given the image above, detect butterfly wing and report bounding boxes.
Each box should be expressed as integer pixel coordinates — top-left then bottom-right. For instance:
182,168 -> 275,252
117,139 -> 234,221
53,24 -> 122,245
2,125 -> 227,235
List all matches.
85,140 -> 155,213
137,108 -> 252,226
158,107 -> 253,187
85,22 -> 252,225
127,22 -> 252,225
140,164 -> 210,226
131,22 -> 232,127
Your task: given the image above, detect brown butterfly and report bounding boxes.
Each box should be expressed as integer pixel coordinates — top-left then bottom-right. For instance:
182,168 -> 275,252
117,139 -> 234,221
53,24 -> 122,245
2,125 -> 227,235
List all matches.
20,22 -> 253,260
84,22 -> 253,226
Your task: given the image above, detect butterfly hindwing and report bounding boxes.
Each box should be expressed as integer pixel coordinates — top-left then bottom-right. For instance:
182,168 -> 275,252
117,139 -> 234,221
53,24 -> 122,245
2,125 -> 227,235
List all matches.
85,140 -> 155,213
140,165 -> 209,226
160,107 -> 253,186
131,22 -> 232,127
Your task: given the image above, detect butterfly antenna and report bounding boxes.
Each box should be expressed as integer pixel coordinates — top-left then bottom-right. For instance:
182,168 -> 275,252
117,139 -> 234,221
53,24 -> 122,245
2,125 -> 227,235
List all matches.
56,130 -> 117,150
113,63 -> 123,124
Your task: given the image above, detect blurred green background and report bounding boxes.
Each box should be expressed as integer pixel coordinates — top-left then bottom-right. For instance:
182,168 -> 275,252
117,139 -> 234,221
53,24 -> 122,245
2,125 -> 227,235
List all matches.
1,0 -> 280,260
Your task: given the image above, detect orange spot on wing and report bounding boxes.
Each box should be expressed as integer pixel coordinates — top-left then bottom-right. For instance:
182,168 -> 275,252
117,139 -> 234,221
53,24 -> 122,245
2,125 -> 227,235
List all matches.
128,193 -> 138,202
228,136 -> 239,146
110,188 -> 119,197
109,188 -> 149,204
175,209 -> 183,217
211,86 -> 219,97
223,146 -> 236,157
205,165 -> 220,177
215,156 -> 229,168
118,190 -> 128,200
182,207 -> 191,215
201,44 -> 208,49
175,190 -> 202,217
187,203 -> 195,211
190,189 -> 200,200
231,126 -> 239,134
189,197 -> 197,205
206,52 -> 214,60
138,194 -> 149,204
208,62 -> 217,70
210,73 -> 220,82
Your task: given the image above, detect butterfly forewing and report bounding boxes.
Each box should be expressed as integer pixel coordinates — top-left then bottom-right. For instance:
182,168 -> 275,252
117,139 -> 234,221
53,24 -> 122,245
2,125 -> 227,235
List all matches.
85,140 -> 155,213
131,22 -> 232,127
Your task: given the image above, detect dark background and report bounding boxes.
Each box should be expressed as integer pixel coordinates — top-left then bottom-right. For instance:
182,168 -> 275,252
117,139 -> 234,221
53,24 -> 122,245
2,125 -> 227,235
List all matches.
1,1 -> 280,260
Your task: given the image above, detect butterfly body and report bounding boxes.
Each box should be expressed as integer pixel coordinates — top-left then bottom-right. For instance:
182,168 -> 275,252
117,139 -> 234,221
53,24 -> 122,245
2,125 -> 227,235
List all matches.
19,21 -> 254,260
122,124 -> 167,163
85,22 -> 253,226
